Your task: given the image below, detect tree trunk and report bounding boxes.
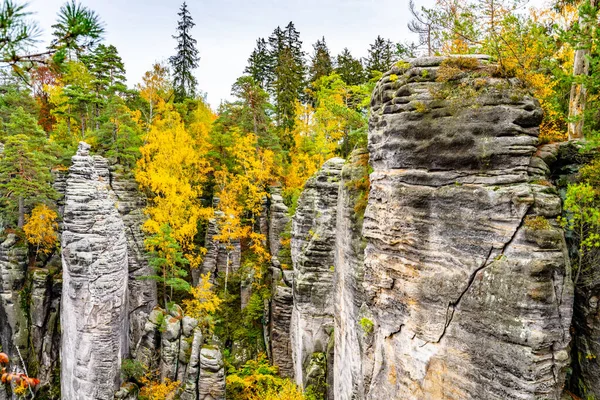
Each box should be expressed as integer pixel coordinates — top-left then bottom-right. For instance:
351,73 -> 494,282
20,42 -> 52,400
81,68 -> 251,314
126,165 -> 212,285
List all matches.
17,196 -> 24,229
568,0 -> 598,140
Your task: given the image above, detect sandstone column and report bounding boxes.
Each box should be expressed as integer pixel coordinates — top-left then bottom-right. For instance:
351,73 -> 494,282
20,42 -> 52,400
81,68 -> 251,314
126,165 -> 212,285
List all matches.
61,142 -> 128,399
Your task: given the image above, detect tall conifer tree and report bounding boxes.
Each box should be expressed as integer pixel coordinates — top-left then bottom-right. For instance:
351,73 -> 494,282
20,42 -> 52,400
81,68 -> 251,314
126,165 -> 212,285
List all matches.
268,22 -> 305,150
336,48 -> 365,85
309,37 -> 333,84
169,2 -> 200,102
245,38 -> 271,89
365,35 -> 397,77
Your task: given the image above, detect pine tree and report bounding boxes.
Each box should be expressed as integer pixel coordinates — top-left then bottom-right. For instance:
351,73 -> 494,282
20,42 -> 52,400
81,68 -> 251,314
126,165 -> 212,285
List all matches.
169,2 -> 200,102
0,119 -> 57,228
309,37 -> 333,84
83,44 -> 126,95
51,0 -> 104,60
268,22 -> 306,150
231,75 -> 275,148
336,48 -> 365,85
365,36 -> 397,77
245,38 -> 271,89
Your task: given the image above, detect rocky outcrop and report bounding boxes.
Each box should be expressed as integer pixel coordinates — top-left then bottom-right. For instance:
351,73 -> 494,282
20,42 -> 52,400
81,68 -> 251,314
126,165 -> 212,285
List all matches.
61,142 -> 129,399
356,56 -> 572,399
133,306 -> 225,400
0,234 -> 28,363
269,187 -> 290,267
270,268 -> 294,378
109,170 -> 157,356
333,149 -> 369,400
198,345 -> 226,400
537,142 -> 600,399
267,187 -> 294,377
290,158 -> 344,395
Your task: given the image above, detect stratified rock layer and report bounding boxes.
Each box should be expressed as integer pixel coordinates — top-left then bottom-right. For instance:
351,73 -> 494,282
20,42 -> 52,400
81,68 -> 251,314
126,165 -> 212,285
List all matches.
109,170 -> 157,355
333,150 -> 369,400
61,142 -> 128,399
359,56 -> 572,399
290,157 -> 344,393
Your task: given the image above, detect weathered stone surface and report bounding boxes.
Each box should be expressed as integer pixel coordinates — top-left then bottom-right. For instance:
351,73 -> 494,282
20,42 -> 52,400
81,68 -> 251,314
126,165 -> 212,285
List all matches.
109,170 -> 157,355
333,150 -> 369,400
0,234 -> 28,363
269,187 -> 290,267
61,142 -> 128,399
198,345 -> 226,400
29,268 -> 61,388
359,56 -> 572,399
290,157 -> 344,392
540,141 -> 600,399
180,328 -> 204,400
270,279 -> 294,378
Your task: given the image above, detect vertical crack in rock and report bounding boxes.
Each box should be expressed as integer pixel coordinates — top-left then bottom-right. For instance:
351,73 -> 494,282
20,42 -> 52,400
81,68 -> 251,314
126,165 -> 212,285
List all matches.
61,142 -> 128,399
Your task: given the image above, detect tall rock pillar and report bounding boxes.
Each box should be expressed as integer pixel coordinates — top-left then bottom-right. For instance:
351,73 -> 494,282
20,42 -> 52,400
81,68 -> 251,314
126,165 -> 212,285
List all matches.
359,56 -> 573,399
290,158 -> 344,397
61,142 -> 128,399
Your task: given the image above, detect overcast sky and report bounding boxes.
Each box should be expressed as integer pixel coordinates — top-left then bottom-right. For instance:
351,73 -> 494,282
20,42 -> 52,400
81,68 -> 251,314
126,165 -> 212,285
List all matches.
26,0 -> 542,108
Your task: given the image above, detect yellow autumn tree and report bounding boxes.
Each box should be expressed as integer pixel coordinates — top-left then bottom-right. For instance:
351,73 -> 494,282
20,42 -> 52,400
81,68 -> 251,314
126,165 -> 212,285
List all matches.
137,62 -> 173,130
212,128 -> 275,290
135,100 -> 213,267
283,101 -> 331,204
183,272 -> 222,332
23,204 -> 59,259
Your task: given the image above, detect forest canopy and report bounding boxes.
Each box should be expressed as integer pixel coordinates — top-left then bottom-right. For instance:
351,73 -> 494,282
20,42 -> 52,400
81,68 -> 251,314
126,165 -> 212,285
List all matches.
1,0 -> 600,398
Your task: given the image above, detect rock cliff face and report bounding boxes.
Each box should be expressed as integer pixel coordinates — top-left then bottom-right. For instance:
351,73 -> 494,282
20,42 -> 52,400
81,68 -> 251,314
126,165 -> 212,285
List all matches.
61,142 -> 129,399
268,188 -> 294,377
109,170 -> 157,355
333,149 -> 369,400
290,157 -> 344,394
350,56 -> 572,399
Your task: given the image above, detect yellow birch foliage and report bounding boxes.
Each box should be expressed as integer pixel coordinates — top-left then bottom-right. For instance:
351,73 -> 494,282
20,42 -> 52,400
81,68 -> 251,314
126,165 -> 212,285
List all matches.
284,101 -> 334,202
212,129 -> 275,279
183,272 -> 221,331
139,376 -> 179,400
23,204 -> 59,255
137,62 -> 172,129
135,101 -> 213,265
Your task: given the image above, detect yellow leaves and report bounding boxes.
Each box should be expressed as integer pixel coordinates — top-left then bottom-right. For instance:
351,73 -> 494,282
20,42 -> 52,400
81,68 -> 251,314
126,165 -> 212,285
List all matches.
23,204 -> 59,255
183,272 -> 221,331
247,380 -> 306,400
136,101 -> 213,252
138,375 -> 180,400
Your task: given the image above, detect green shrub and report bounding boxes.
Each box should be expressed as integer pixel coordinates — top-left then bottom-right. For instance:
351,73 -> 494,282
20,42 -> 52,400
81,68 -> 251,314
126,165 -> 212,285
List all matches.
121,359 -> 146,382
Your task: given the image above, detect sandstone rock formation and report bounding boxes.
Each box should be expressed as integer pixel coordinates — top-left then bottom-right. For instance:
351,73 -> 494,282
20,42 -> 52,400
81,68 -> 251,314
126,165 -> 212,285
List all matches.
61,142 -> 129,399
0,234 -> 28,363
290,157 -> 344,394
333,149 -> 369,400
135,305 -> 226,400
353,56 -> 572,399
198,207 -> 241,286
109,170 -> 157,356
268,187 -> 294,377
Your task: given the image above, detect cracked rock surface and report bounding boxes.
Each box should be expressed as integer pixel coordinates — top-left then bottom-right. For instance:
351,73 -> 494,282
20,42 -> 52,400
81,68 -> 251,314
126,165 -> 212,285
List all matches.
291,157 -> 344,392
359,56 -> 573,399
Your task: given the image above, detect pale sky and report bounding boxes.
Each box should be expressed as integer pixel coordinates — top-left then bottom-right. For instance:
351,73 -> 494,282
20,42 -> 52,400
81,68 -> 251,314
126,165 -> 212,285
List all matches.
26,0 -> 543,108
